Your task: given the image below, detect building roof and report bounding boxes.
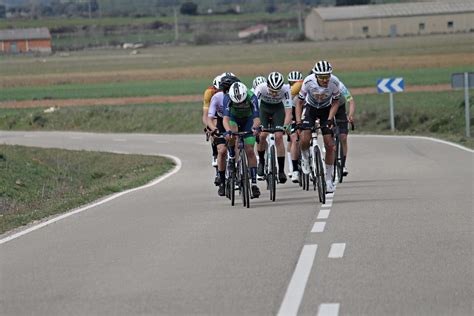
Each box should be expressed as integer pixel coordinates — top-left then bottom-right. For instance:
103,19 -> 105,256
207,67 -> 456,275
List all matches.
0,28 -> 51,41
314,0 -> 474,21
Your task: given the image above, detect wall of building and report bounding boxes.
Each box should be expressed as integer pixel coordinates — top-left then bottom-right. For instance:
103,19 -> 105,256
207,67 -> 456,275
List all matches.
305,12 -> 474,40
0,39 -> 52,53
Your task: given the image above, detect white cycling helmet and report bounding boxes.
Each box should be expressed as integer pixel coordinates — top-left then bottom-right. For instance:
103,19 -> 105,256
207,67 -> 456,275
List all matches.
252,76 -> 267,90
267,71 -> 284,90
212,74 -> 223,89
229,82 -> 248,103
287,71 -> 303,82
221,72 -> 235,77
312,60 -> 333,75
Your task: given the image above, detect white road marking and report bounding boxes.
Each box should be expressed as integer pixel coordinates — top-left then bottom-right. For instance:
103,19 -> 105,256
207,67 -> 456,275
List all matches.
154,140 -> 169,144
326,192 -> 335,198
328,243 -> 346,258
311,222 -> 326,233
278,244 -> 318,316
317,209 -> 331,219
318,303 -> 340,316
0,155 -> 182,245
23,135 -> 38,138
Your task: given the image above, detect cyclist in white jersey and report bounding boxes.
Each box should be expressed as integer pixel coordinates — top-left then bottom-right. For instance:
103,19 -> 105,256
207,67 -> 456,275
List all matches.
296,60 -> 340,193
254,72 -> 293,183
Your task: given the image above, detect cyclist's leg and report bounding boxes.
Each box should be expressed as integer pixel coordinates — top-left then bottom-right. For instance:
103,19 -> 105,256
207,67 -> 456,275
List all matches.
273,103 -> 287,183
241,117 -> 260,197
215,117 -> 227,187
300,104 -> 317,174
257,105 -> 270,178
319,108 -> 336,190
336,104 -> 349,174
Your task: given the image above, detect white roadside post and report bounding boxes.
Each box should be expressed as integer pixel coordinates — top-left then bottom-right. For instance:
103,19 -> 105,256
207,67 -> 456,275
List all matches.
451,72 -> 473,138
377,77 -> 404,132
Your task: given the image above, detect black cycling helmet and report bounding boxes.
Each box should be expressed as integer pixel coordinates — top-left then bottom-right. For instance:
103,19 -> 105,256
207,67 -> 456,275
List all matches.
219,75 -> 241,93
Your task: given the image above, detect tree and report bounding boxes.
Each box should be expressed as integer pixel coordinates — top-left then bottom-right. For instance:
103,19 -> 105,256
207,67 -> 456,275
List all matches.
180,1 -> 198,15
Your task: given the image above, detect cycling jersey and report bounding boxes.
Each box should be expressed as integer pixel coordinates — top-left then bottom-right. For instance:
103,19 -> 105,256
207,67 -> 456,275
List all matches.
253,83 -> 293,109
223,90 -> 259,119
208,91 -> 225,118
203,86 -> 218,111
298,75 -> 340,109
331,75 -> 353,106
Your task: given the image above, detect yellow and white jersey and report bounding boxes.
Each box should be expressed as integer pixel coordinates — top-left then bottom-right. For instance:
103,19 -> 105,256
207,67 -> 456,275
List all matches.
203,86 -> 218,111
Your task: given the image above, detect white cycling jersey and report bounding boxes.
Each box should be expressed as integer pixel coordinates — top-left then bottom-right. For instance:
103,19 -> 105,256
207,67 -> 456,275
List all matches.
331,74 -> 352,106
208,91 -> 225,118
298,74 -> 340,109
253,83 -> 293,109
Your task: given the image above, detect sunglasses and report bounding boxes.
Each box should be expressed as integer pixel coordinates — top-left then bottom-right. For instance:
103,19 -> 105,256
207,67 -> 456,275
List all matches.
316,75 -> 331,80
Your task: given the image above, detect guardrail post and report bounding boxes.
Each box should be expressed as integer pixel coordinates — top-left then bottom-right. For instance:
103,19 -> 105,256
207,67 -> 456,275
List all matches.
389,93 -> 395,132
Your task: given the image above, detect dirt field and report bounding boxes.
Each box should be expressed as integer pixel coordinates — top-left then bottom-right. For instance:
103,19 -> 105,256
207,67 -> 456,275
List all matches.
0,84 -> 451,109
1,52 -> 472,88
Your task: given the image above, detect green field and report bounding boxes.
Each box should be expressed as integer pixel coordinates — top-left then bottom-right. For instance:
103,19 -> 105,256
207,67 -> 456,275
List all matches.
0,145 -> 174,234
0,65 -> 469,102
1,91 -> 472,148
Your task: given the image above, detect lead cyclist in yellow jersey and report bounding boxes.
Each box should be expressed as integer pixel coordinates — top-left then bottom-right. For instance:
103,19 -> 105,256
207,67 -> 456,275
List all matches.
287,71 -> 303,182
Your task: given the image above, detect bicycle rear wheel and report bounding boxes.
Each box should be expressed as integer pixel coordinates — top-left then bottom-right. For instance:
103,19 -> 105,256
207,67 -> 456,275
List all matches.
314,146 -> 326,204
240,151 -> 250,208
269,145 -> 277,201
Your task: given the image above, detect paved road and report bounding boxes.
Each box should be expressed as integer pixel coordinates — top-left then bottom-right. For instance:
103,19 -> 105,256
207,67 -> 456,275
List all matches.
1,132 -> 472,315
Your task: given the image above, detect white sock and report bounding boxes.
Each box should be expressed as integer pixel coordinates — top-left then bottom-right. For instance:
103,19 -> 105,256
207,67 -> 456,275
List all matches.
287,152 -> 293,172
326,164 -> 334,180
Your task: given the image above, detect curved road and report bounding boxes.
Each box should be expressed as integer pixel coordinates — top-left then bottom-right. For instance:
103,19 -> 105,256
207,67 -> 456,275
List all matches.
1,132 -> 472,315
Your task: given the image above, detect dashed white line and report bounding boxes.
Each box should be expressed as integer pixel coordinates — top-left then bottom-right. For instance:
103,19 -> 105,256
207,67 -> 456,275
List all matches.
317,209 -> 331,219
311,222 -> 326,233
326,192 -> 335,198
277,244 -> 318,316
328,243 -> 346,258
318,303 -> 340,316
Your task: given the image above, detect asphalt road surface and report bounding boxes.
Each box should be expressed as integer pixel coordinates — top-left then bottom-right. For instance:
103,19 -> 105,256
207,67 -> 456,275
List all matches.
1,132 -> 472,316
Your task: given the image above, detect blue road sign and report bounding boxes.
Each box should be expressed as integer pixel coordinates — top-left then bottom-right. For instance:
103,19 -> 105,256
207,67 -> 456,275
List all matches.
377,78 -> 404,93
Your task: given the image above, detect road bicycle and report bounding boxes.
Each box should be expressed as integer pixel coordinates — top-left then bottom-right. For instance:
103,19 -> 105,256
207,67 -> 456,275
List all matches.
332,119 -> 354,184
260,124 -> 285,202
224,131 -> 254,208
298,123 -> 326,204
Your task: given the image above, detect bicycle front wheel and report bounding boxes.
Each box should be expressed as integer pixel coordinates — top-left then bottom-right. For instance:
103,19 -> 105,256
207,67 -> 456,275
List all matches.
269,145 -> 277,202
240,150 -> 250,208
314,146 -> 326,204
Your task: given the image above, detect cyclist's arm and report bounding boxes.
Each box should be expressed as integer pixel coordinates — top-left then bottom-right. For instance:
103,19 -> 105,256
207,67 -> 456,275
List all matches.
202,89 -> 211,126
328,87 -> 341,121
348,97 -> 356,123
296,82 -> 308,124
207,96 -> 218,130
250,94 -> 260,119
223,95 -> 232,132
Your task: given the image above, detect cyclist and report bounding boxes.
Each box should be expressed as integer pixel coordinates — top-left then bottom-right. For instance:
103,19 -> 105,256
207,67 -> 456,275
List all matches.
208,75 -> 241,196
296,60 -> 341,193
331,74 -> 356,176
251,76 -> 267,94
287,70 -> 303,183
223,82 -> 261,199
254,71 -> 293,184
202,74 -> 223,168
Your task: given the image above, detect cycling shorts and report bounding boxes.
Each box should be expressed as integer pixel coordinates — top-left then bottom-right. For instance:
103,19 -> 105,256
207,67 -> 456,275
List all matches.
229,115 -> 256,145
301,104 -> 332,136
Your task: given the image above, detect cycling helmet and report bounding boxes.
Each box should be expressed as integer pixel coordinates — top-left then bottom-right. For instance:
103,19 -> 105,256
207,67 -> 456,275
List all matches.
252,76 -> 267,90
212,74 -> 223,89
287,71 -> 303,82
219,75 -> 240,93
267,71 -> 284,90
229,82 -> 248,103
221,72 -> 235,77
312,60 -> 333,75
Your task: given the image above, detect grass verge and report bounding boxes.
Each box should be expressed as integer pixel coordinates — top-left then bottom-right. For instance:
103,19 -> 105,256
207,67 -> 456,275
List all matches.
0,145 -> 174,234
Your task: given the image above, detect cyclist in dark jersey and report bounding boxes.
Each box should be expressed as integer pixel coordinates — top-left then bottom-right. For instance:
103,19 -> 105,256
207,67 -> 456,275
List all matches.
223,82 -> 261,199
